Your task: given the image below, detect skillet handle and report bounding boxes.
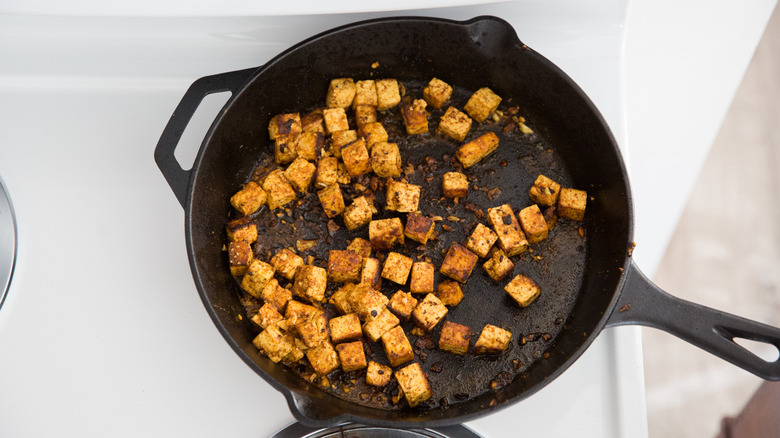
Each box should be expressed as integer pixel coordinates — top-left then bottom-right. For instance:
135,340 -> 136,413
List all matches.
154,67 -> 257,208
607,260 -> 780,380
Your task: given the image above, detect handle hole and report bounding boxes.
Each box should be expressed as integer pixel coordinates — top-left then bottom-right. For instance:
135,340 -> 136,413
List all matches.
734,337 -> 780,362
174,91 -> 232,171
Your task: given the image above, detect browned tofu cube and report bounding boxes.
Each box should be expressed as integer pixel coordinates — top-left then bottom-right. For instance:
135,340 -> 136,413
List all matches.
474,324 -> 512,354
329,130 -> 358,158
226,216 -> 257,243
411,293 -> 448,332
251,303 -> 284,329
337,162 -> 351,184
387,290 -> 418,320
386,180 -> 421,213
260,278 -> 292,312
439,321 -> 471,355
352,79 -> 378,109
360,122 -> 389,149
376,79 -> 401,111
401,98 -> 429,135
465,223 -> 498,258
518,204 -> 549,244
329,283 -> 356,315
528,174 -> 561,207
409,262 -> 435,294
284,157 -> 316,193
463,87 -> 502,123
395,362 -> 432,407
369,217 -> 404,250
315,156 -> 339,189
326,78 -> 356,109
262,169 -> 297,210
228,241 -> 253,276
370,141 -> 402,178
292,265 -> 328,303
505,274 -> 541,308
295,313 -> 330,348
483,249 -> 514,282
341,139 -> 372,177
456,132 -> 499,168
230,181 -> 267,215
253,324 -> 294,363
270,248 -> 304,281
343,196 -> 374,231
268,113 -> 301,140
366,361 -> 393,387
305,341 -> 340,375
363,307 -> 401,342
328,250 -> 362,283
423,77 -> 452,110
361,257 -> 382,290
274,134 -> 298,164
301,110 -> 324,134
240,259 -> 275,298
381,252 -> 413,285
439,242 -> 478,283
284,300 -> 321,323
329,313 -> 363,344
317,183 -> 345,218
487,204 -> 529,256
404,213 -> 435,244
336,341 -> 367,372
557,187 -> 587,221
381,325 -> 414,368
354,104 -> 377,132
435,280 -> 463,306
295,131 -> 325,162
323,107 -> 350,134
346,237 -> 372,260
442,172 -> 468,199
437,106 -> 472,142
347,283 -> 389,321
543,206 -> 558,231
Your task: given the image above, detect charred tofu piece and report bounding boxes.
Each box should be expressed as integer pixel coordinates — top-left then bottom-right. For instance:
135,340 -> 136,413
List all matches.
483,249 -> 514,282
251,303 -> 284,329
474,324 -> 512,354
295,313 -> 330,348
228,241 -> 253,276
381,325 -> 414,368
395,363 -> 432,407
295,131 -> 325,162
329,313 -> 363,344
305,341 -> 341,376
274,134 -> 298,164
262,169 -> 297,210
346,237 -> 372,260
323,107 -> 350,134
369,217 -> 404,250
240,260 -> 275,299
381,252 -> 414,285
487,204 -> 528,257
386,180 -> 421,213
439,242 -> 478,283
284,300 -> 321,323
268,113 -> 301,140
260,278 -> 292,312
317,184 -> 345,218
465,223 -> 498,258
366,361 -> 393,387
270,248 -> 304,281
456,132 -> 499,168
354,104 -> 377,132
404,213 -> 435,244
301,110 -> 325,134
353,80 -> 378,109
411,293 -> 448,332
326,78 -> 356,109
329,283 -> 356,315
253,324 -> 294,363
505,274 -> 541,308
463,87 -> 502,123
438,321 -> 471,355
230,181 -> 267,216
370,142 -> 402,178
360,122 -> 389,149
348,283 -> 389,321
341,139 -> 372,177
363,307 -> 401,342
442,172 -> 469,199
328,250 -> 363,283
226,216 -> 257,243
435,280 -> 463,306
315,156 -> 339,189
292,265 -> 328,303
343,196 -> 374,231
336,341 -> 368,372
423,77 -> 452,110
528,174 -> 561,207
437,106 -> 472,142
401,98 -> 429,135
410,262 -> 435,294
518,204 -> 549,244
361,257 -> 382,290
557,188 -> 587,221
284,157 -> 316,193
329,130 -> 358,158
543,206 -> 558,231
387,290 -> 418,320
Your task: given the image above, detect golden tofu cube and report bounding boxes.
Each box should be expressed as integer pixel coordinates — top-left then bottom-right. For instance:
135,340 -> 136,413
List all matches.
226,216 -> 257,243
386,180 -> 421,213
387,290 -> 418,320
437,106 -> 472,142
253,324 -> 295,363
528,174 -> 561,207
305,341 -> 341,376
354,104 -> 377,132
505,274 -> 541,308
456,132 -> 499,168
361,257 -> 382,290
518,204 -> 549,244
395,362 -> 432,407
557,187 -> 587,221
343,196 -> 374,231
262,169 -> 297,210
483,249 -> 514,282
474,324 -> 512,354
465,223 -> 498,258
336,340 -> 367,372
463,87 -> 502,123
341,139 -> 372,177
353,79 -> 378,109
329,130 -> 358,158
370,141 -> 402,178
423,77 -> 452,110
381,325 -> 414,368
346,237 -> 372,260
295,131 -> 325,162
543,206 -> 558,231
404,213 -> 435,244
295,313 -> 330,348
268,113 -> 301,140
228,241 -> 253,276
347,282 -> 389,321
284,300 -> 321,324
240,259 -> 275,298
251,303 -> 284,329
439,242 -> 478,283
270,248 -> 304,281
230,181 -> 267,216
360,122 -> 389,149
410,262 -> 435,294
329,313 -> 363,344
292,265 -> 328,303
442,172 -> 469,198
274,134 -> 298,164
329,283 -> 356,315
327,250 -> 362,283
435,280 -> 463,306
326,78 -> 356,109
323,107 -> 350,134
284,157 -> 316,193
260,278 -> 292,312
381,252 -> 413,285
301,110 -> 325,134
362,307 -> 401,342
439,321 -> 471,355
376,79 -> 401,111
411,293 -> 448,332
315,156 -> 339,189
317,183 -> 345,218
337,162 -> 352,184
402,98 -> 429,135
366,361 -> 393,387
487,204 -> 528,256
369,217 -> 404,250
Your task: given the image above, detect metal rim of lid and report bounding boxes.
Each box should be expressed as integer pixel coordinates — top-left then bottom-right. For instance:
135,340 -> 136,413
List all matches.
270,422 -> 482,438
0,175 -> 17,312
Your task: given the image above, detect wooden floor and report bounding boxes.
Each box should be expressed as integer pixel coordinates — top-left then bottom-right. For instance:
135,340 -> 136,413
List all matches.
644,5 -> 780,438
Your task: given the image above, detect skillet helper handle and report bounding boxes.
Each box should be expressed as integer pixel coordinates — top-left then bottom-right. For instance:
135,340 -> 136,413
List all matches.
607,260 -> 780,380
154,67 -> 256,208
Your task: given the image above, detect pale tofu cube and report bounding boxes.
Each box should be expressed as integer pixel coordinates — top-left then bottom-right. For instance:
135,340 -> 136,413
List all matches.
329,130 -> 358,158
301,110 -> 325,134
381,325 -> 414,368
439,242 -> 478,283
404,213 -> 435,244
528,174 -> 561,207
341,138 -> 372,177
474,324 -> 511,354
411,293 -> 448,332
315,156 -> 339,189
305,341 -> 341,375
366,361 -> 393,387
376,79 -> 401,111
505,274 -> 541,308
346,237 -> 372,260
487,204 -> 528,256
360,122 -> 389,149
251,303 -> 284,329
226,217 -> 257,243
329,313 -> 363,344
518,204 -> 549,244
262,169 -> 297,210
369,217 -> 404,250
438,321 -> 471,355
347,283 -> 389,321
465,223 -> 498,258
284,157 -> 316,193
343,196 -> 374,231
260,278 -> 292,312
483,249 -> 514,282
336,341 -> 367,372
230,181 -> 267,215
317,184 -> 345,218
327,250 -> 362,283
362,307 -> 401,342
557,187 -> 587,221
442,172 -> 469,198
456,132 -> 499,168
370,142 -> 402,178
381,252 -> 413,285
387,290 -> 418,320
385,180 -> 421,213
410,262 -> 435,294
295,313 -> 330,348
435,280 -> 463,306
361,257 -> 382,290
270,248 -> 304,281
423,78 -> 452,110
274,134 -> 298,164
352,80 -> 378,109
354,104 -> 377,132
253,324 -> 294,363
463,87 -> 502,123
395,363 -> 432,407
292,265 -> 328,303
228,241 -> 253,276
295,131 -> 325,162
401,98 -> 429,135
326,78 -> 356,108
437,106 -> 472,142
323,107 -> 350,134
240,260 -> 275,298
329,283 -> 356,315
268,113 -> 301,140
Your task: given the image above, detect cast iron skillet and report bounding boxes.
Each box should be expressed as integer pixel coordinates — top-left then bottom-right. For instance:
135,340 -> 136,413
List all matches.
154,16 -> 780,427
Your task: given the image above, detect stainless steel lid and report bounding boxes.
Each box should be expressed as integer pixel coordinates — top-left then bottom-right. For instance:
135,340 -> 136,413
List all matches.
0,175 -> 16,311
271,423 -> 481,438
